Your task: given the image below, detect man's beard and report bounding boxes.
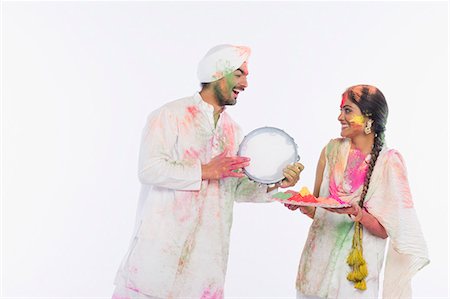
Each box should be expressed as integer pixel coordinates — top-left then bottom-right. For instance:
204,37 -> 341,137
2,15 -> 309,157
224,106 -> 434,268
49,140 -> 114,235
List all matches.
213,83 -> 236,106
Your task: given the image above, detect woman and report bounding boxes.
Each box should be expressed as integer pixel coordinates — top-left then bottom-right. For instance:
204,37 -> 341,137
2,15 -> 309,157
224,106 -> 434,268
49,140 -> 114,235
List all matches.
286,85 -> 429,298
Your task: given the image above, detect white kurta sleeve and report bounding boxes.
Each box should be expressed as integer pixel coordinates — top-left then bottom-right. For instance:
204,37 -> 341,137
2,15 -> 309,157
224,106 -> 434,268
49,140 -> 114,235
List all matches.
234,177 -> 274,203
138,107 -> 202,191
365,150 -> 429,299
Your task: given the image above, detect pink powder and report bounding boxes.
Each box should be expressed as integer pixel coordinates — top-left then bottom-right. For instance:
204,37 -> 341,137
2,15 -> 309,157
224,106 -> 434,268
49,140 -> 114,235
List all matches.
340,93 -> 348,108
187,105 -> 200,118
184,148 -> 201,159
125,283 -> 140,293
345,148 -> 369,192
388,151 -> 414,208
329,147 -> 368,202
200,287 -> 224,299
220,120 -> 236,154
174,191 -> 195,222
180,106 -> 201,130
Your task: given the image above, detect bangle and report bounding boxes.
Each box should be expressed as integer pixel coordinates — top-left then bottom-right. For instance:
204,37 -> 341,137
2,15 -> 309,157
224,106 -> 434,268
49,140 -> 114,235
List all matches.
349,205 -> 363,222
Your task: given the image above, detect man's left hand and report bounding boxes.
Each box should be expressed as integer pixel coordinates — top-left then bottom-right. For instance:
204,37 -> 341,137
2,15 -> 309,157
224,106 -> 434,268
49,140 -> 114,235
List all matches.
278,162 -> 304,188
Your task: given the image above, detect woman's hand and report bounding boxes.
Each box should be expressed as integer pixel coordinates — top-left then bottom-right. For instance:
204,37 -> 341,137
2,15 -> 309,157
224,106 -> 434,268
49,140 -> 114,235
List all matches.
326,203 -> 388,238
284,203 -> 300,211
284,203 -> 316,219
325,203 -> 363,222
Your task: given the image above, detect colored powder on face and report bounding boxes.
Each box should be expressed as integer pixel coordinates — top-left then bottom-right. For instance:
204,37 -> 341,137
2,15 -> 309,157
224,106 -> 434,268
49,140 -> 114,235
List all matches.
214,64 -> 235,81
340,93 -> 347,108
350,115 -> 365,126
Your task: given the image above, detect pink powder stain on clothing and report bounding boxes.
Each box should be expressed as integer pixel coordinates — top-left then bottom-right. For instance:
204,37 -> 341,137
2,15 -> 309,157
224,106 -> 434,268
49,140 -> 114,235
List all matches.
329,147 -> 368,202
345,148 -> 369,192
125,283 -> 140,293
187,105 -> 200,118
388,151 -> 414,208
181,106 -> 201,130
220,120 -> 236,153
236,45 -> 251,57
148,116 -> 165,133
184,148 -> 201,159
174,191 -> 195,222
402,193 -> 414,208
200,287 -> 224,299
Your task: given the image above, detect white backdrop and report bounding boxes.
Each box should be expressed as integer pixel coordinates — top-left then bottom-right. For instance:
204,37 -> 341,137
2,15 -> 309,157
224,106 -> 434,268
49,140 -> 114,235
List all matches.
2,1 -> 448,298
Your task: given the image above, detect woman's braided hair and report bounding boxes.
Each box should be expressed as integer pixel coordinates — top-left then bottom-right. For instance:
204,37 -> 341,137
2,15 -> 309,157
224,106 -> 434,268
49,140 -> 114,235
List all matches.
344,85 -> 389,290
346,85 -> 389,207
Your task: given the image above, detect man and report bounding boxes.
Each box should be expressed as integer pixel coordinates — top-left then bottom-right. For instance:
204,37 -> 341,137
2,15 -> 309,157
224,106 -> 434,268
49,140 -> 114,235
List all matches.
112,44 -> 303,299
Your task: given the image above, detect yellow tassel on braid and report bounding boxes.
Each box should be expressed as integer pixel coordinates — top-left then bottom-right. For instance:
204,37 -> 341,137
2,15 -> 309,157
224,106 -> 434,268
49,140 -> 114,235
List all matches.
346,247 -> 364,266
354,280 -> 367,290
347,263 -> 367,281
358,263 -> 368,277
346,222 -> 368,290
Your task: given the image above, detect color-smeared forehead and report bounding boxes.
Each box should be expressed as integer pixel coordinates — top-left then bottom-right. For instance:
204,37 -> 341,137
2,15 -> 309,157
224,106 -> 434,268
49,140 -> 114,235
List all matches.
340,92 -> 348,108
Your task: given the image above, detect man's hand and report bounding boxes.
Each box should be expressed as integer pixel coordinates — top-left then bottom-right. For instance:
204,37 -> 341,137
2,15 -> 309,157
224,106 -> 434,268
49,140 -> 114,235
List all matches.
278,162 -> 304,188
201,151 -> 250,180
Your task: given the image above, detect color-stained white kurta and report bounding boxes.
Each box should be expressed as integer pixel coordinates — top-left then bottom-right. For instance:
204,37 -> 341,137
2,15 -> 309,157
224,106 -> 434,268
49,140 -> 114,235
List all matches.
114,93 -> 271,299
296,138 -> 429,299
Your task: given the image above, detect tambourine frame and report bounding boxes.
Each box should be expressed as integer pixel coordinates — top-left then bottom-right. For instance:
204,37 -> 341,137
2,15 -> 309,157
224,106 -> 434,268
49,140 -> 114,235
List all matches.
237,126 -> 300,185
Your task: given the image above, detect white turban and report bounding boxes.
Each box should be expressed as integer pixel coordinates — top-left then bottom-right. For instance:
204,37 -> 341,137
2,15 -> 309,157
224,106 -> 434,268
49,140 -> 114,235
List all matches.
197,44 -> 251,83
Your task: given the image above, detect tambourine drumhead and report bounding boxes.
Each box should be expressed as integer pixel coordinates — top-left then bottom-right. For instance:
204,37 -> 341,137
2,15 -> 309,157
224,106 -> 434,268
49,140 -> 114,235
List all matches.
238,127 -> 299,184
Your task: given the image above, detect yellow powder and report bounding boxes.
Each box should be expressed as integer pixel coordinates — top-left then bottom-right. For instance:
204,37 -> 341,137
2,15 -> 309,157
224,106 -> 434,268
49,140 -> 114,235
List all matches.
350,115 -> 365,125
299,186 -> 311,196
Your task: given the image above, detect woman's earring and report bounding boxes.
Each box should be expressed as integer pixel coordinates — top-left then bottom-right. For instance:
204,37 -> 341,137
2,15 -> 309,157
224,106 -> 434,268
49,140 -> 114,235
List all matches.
364,119 -> 373,135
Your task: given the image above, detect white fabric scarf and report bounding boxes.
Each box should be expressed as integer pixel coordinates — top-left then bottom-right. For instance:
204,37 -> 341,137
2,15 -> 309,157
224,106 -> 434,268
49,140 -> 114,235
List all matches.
363,148 -> 430,298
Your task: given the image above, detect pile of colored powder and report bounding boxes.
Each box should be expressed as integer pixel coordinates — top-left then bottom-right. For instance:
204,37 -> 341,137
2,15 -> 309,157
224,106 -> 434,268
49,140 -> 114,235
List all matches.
273,187 -> 344,206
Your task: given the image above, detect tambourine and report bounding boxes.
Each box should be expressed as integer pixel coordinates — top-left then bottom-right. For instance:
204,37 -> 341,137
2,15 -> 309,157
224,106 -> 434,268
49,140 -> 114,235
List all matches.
237,126 -> 299,184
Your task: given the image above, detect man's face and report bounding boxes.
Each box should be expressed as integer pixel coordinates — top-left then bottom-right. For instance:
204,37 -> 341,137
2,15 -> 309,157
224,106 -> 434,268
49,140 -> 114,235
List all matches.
213,62 -> 249,106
